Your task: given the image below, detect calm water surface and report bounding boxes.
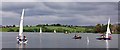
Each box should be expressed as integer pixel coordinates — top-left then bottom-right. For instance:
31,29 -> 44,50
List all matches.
2,32 -> 118,48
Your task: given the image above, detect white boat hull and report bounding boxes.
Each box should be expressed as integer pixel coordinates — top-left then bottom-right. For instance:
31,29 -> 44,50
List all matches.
18,41 -> 28,44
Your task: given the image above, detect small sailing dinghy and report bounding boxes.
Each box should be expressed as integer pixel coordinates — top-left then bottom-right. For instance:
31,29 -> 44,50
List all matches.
64,31 -> 70,34
17,9 -> 28,44
54,30 -> 56,33
96,18 -> 112,40
73,34 -> 82,39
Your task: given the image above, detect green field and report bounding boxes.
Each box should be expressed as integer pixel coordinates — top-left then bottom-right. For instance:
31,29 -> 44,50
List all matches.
1,24 -> 120,34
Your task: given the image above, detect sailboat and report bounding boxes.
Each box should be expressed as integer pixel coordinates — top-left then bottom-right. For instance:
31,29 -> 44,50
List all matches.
40,27 -> 42,33
17,9 -> 28,44
96,18 -> 112,40
54,30 -> 56,33
73,33 -> 82,39
64,31 -> 68,34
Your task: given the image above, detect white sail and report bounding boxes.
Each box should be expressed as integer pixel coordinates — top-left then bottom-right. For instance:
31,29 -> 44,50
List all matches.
19,9 -> 24,39
65,31 -> 67,33
106,18 -> 111,38
54,30 -> 56,33
40,27 -> 42,33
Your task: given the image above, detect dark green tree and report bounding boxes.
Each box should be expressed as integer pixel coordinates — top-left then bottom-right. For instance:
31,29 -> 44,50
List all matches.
95,24 -> 102,33
13,25 -> 16,27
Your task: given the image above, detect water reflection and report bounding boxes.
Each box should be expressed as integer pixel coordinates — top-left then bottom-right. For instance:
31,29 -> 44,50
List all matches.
87,37 -> 90,48
2,32 -> 118,48
16,43 -> 27,48
106,40 -> 109,50
39,33 -> 42,48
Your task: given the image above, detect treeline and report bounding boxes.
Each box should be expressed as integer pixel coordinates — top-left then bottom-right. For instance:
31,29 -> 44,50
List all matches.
1,24 -> 120,34
95,24 -> 120,34
36,24 -> 95,33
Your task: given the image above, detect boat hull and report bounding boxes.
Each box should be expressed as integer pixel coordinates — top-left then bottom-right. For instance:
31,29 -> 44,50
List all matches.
96,38 -> 111,40
17,40 -> 28,44
73,37 -> 82,39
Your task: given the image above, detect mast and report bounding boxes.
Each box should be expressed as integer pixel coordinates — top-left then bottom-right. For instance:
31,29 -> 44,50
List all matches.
106,18 -> 111,38
40,27 -> 42,33
19,9 -> 24,39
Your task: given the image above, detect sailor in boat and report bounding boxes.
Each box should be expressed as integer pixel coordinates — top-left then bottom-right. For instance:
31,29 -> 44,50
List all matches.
100,33 -> 112,38
74,34 -> 77,37
100,34 -> 105,38
73,34 -> 81,39
97,33 -> 112,40
17,35 -> 22,41
17,36 -> 20,41
23,35 -> 28,43
17,35 -> 28,44
17,35 -> 22,43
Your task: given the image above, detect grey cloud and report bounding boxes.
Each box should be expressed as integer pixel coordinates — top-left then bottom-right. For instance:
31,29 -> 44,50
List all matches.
1,2 -> 118,26
2,2 -> 118,16
2,0 -> 120,2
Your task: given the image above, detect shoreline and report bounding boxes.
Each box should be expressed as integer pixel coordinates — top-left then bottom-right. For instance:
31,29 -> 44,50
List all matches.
0,32 -> 119,34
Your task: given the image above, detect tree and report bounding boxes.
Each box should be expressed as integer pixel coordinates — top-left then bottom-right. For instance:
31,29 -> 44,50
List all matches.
13,25 -> 16,27
26,25 -> 29,27
45,24 -> 48,26
95,24 -> 102,33
116,24 -> 120,34
100,24 -> 106,33
36,24 -> 42,27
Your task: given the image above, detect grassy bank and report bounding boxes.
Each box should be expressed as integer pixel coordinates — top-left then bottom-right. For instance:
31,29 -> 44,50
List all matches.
1,26 -> 95,33
1,24 -> 120,34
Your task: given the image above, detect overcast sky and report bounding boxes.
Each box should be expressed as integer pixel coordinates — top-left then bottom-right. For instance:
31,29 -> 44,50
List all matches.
2,0 -> 120,2
1,2 -> 118,26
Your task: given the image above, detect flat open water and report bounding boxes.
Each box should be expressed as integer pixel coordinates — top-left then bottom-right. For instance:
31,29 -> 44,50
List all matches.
2,32 -> 118,48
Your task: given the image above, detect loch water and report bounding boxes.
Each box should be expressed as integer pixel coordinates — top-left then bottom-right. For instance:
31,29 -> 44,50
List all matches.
2,32 -> 118,48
